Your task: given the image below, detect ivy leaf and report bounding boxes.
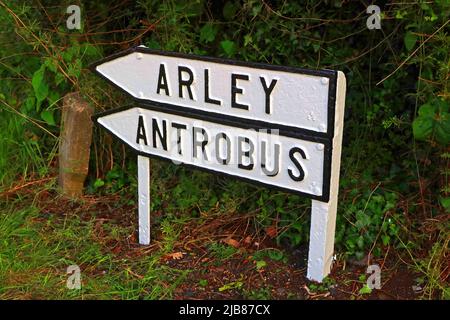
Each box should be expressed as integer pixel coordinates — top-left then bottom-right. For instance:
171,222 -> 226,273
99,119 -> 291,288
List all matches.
404,31 -> 417,51
40,110 -> 55,126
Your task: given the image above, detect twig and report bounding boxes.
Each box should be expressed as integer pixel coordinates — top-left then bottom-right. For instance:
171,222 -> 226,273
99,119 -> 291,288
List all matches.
376,20 -> 449,86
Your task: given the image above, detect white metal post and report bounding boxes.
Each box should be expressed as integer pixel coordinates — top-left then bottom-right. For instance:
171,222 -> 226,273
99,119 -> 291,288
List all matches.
137,155 -> 151,245
307,71 -> 346,282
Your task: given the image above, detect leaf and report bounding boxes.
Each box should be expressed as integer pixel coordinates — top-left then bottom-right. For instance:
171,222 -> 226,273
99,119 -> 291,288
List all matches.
80,43 -> 99,57
359,284 -> 373,295
55,72 -> 66,87
256,260 -> 267,270
355,210 -> 370,229
223,238 -> 240,248
23,97 -> 35,112
412,116 -> 434,140
220,40 -> 236,57
439,197 -> 450,212
40,110 -> 55,126
267,249 -> 284,261
200,23 -> 217,43
32,66 -> 44,90
93,178 -> 105,188
44,57 -> 58,73
68,59 -> 82,79
381,235 -> 390,246
32,66 -> 49,104
404,31 -> 417,51
48,91 -> 60,106
434,112 -> 450,145
147,38 -> 161,49
418,103 -> 436,117
166,252 -> 184,260
265,226 -> 278,238
223,1 -> 237,20
219,280 -> 243,292
356,235 -> 364,249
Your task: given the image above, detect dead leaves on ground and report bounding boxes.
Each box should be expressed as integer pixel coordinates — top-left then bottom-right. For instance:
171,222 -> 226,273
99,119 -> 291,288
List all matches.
222,238 -> 240,248
164,251 -> 185,260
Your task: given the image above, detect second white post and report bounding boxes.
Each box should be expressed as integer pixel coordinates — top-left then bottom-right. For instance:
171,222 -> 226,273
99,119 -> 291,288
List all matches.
137,155 -> 151,245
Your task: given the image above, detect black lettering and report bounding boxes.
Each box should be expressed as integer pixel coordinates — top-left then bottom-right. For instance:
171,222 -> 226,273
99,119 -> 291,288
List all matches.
156,64 -> 170,96
238,136 -> 254,170
260,77 -> 277,114
215,133 -> 231,165
152,118 -> 167,151
231,73 -> 249,110
204,69 -> 221,105
288,147 -> 307,181
136,115 -> 148,145
193,127 -> 208,160
261,141 -> 280,177
178,66 -> 194,100
171,122 -> 187,155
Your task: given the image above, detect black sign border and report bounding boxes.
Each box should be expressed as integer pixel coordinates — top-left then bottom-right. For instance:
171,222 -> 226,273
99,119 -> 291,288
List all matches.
90,46 -> 337,141
92,104 -> 332,202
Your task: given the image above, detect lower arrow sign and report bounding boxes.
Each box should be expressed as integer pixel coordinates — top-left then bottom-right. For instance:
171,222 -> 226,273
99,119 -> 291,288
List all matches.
94,105 -> 330,201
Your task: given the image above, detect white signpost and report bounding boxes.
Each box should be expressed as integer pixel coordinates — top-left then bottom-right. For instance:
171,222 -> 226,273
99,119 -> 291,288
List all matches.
91,46 -> 346,282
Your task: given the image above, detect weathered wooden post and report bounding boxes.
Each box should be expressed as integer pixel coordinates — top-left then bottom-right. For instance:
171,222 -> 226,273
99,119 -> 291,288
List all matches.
58,92 -> 94,198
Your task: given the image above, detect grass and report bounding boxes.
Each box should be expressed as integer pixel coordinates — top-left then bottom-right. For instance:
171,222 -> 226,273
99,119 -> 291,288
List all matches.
0,111 -> 55,187
397,221 -> 450,300
0,194 -> 190,299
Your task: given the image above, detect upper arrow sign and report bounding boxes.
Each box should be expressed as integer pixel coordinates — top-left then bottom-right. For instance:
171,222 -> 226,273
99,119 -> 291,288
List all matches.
91,46 -> 337,139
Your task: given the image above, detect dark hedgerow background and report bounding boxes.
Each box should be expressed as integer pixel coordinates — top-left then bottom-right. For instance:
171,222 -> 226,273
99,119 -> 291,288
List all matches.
0,0 -> 448,299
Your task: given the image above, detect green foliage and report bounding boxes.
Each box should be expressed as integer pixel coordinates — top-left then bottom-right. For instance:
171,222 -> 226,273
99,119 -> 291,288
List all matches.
413,99 -> 450,145
0,200 -> 188,299
0,0 -> 449,298
218,278 -> 244,292
336,189 -> 401,260
208,242 -> 238,261
243,287 -> 272,300
403,32 -> 417,52
253,248 -> 288,264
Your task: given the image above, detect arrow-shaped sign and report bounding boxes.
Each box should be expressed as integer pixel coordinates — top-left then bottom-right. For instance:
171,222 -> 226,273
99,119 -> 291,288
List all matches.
94,104 -> 331,202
